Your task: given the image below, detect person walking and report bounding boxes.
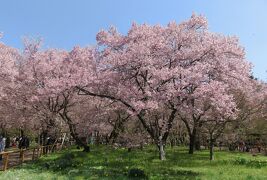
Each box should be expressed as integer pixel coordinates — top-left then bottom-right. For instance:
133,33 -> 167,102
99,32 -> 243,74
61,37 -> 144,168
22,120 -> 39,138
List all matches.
2,137 -> 6,150
19,135 -> 30,150
0,135 -> 5,161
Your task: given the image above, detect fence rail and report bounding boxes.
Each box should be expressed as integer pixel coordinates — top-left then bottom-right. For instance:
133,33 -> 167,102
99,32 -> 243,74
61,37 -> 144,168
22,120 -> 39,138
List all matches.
0,144 -> 67,171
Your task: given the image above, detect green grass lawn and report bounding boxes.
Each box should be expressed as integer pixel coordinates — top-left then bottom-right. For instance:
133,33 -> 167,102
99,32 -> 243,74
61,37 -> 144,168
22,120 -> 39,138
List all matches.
0,145 -> 267,180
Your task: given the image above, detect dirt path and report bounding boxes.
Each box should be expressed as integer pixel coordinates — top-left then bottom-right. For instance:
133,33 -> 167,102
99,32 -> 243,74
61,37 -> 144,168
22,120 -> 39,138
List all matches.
0,147 -> 49,171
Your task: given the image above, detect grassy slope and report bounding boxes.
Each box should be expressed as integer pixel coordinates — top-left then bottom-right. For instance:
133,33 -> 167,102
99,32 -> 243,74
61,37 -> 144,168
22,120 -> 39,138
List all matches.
0,146 -> 267,180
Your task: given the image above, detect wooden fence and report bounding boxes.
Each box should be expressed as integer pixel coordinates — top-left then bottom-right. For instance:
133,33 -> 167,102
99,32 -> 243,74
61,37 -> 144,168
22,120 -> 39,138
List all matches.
0,144 -> 67,171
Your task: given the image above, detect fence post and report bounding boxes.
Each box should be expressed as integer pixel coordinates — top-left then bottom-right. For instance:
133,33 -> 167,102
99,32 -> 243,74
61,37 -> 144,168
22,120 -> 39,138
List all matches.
3,153 -> 9,171
20,150 -> 25,164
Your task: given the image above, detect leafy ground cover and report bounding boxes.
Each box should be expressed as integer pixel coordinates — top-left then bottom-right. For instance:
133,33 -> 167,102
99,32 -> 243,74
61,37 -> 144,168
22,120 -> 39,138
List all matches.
0,146 -> 266,180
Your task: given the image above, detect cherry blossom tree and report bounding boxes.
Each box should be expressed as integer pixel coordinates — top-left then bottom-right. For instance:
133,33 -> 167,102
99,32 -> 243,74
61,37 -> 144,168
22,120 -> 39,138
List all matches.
16,42 -> 121,152
223,80 -> 267,149
0,14 -> 256,162
74,14 -> 252,158
0,37 -> 23,132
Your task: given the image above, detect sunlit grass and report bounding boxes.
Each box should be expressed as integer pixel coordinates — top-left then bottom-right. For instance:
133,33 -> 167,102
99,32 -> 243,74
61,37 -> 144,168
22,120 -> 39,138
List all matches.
0,145 -> 266,179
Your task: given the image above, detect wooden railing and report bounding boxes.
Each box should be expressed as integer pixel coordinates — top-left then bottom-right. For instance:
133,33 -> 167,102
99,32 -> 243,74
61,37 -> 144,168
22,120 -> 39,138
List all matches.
0,144 -> 67,171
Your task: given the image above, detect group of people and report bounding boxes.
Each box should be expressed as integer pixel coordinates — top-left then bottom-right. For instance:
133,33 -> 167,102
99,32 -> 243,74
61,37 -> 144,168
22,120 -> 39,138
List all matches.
18,136 -> 30,149
0,136 -> 6,160
228,140 -> 263,153
0,135 -> 30,161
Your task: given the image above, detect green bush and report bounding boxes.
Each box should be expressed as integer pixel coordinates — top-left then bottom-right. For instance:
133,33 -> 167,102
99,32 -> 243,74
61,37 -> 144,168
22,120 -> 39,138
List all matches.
128,168 -> 148,179
41,151 -> 87,171
235,157 -> 248,165
234,157 -> 267,168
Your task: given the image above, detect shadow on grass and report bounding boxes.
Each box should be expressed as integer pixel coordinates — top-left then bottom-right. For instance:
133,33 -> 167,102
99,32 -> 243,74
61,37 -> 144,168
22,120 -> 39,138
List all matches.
10,146 -> 204,179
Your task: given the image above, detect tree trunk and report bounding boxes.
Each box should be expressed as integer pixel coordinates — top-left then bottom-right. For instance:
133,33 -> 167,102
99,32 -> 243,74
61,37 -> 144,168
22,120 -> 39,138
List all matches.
170,138 -> 175,148
158,136 -> 166,160
20,128 -> 24,137
68,122 -> 90,152
60,112 -> 90,152
189,136 -> 194,154
189,129 -> 196,154
40,130 -> 48,146
108,113 -> 129,144
209,134 -> 214,161
68,123 -> 90,152
195,131 -> 201,151
108,129 -> 119,144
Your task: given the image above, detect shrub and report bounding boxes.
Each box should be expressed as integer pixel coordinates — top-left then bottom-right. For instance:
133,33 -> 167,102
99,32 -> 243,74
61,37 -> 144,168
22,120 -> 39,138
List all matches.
41,151 -> 87,171
128,168 -> 148,179
234,157 -> 267,168
235,157 -> 248,165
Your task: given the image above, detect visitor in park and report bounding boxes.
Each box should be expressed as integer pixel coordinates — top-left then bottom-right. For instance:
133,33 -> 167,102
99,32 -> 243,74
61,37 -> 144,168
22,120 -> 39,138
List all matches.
11,137 -> 17,147
256,140 -> 262,153
0,135 -> 5,161
45,137 -> 55,153
5,136 -> 10,149
238,140 -> 246,152
18,135 -> 30,149
89,133 -> 94,145
2,136 -> 6,150
246,143 -> 251,152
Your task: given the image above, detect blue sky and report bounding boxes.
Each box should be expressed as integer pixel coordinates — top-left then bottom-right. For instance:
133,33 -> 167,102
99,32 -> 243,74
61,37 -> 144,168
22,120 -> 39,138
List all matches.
0,0 -> 266,80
